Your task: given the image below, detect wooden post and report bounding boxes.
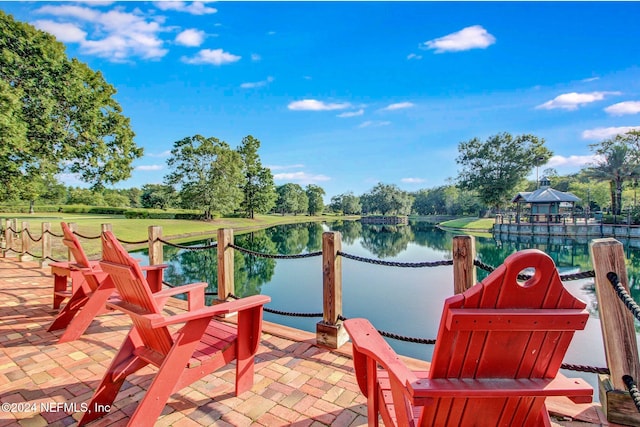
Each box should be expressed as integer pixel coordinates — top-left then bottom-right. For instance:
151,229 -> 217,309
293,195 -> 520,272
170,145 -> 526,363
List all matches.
41,222 -> 51,267
1,219 -> 8,258
316,231 -> 348,348
19,221 -> 33,262
590,238 -> 640,426
148,226 -> 163,265
101,223 -> 112,233
67,222 -> 77,262
146,225 -> 164,293
5,219 -> 14,256
453,235 -> 476,294
217,228 -> 234,302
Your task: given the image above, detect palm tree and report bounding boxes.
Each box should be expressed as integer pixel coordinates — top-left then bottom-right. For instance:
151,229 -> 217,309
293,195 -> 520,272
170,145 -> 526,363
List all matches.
584,143 -> 639,215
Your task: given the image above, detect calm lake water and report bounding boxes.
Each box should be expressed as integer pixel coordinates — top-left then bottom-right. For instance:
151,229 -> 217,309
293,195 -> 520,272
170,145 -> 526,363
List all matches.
133,220 -> 640,396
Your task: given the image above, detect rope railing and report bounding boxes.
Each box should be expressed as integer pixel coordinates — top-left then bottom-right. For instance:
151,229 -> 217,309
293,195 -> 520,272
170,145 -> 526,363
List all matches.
157,237 -> 218,251
73,231 -> 102,240
607,272 -> 640,323
24,228 -> 43,243
230,243 -> 322,259
0,221 -> 615,379
338,251 -> 453,268
623,375 -> 640,413
115,237 -> 149,245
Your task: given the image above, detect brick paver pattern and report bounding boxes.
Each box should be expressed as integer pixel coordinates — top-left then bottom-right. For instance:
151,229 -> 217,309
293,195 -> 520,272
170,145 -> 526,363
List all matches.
0,259 -> 368,426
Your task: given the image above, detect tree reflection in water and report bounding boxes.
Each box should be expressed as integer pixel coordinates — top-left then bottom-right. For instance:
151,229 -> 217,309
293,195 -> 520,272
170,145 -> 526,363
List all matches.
139,219 -> 640,319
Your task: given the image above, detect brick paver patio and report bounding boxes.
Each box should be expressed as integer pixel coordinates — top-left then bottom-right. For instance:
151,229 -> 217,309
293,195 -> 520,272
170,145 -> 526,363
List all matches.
0,257 -> 614,426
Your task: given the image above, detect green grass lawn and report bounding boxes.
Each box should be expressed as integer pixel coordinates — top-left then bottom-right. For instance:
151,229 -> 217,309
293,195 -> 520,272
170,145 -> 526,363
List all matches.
438,217 -> 495,231
1,213 -> 357,259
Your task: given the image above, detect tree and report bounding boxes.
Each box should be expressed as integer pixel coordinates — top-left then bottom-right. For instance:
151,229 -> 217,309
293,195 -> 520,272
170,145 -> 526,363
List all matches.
306,185 -> 325,215
141,184 -> 179,210
456,132 -> 552,211
0,11 -> 142,206
275,183 -> 306,215
584,139 -> 639,215
165,135 -> 243,219
296,189 -> 309,215
66,187 -> 106,206
361,183 -> 413,215
237,135 -> 276,218
330,192 -> 362,215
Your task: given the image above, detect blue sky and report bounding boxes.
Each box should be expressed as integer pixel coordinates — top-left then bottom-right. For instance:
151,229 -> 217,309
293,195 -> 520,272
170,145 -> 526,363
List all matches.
3,1 -> 640,200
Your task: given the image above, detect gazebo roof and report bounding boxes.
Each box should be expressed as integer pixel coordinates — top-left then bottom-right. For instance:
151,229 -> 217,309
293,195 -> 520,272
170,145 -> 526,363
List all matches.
512,187 -> 581,204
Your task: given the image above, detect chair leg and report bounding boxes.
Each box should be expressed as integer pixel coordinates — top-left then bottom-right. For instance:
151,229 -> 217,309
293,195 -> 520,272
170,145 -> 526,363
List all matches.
48,287 -> 89,332
235,306 -> 263,395
128,319 -> 209,427
52,272 -> 69,309
78,331 -> 147,426
57,279 -> 114,343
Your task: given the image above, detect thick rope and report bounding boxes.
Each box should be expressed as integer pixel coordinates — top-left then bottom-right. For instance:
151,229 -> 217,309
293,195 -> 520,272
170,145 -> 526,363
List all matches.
24,228 -> 43,243
623,375 -> 640,413
230,243 -> 322,259
607,272 -> 640,322
338,251 -> 453,268
157,237 -> 218,251
72,231 -> 102,240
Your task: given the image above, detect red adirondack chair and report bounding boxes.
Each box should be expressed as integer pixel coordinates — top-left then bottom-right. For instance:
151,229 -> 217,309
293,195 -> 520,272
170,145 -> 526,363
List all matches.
344,249 -> 593,427
48,222 -> 166,343
49,224 -> 100,309
78,230 -> 271,427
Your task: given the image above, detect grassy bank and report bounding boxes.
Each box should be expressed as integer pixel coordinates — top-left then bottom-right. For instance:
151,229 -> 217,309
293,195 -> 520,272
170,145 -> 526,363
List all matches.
1,213 -> 359,258
438,217 -> 495,233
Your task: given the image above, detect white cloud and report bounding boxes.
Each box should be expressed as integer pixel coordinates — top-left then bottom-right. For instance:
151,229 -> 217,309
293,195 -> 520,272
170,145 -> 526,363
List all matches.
546,155 -> 598,168
381,102 -> 415,111
582,126 -> 640,140
537,91 -> 621,111
422,25 -> 495,53
175,28 -> 205,47
154,1 -> 217,15
136,165 -> 164,171
407,53 -> 422,60
240,76 -> 274,89
182,48 -> 241,65
582,77 -> 600,83
337,109 -> 364,118
359,120 -> 391,128
267,164 -> 305,171
288,99 -> 351,111
401,178 -> 426,184
32,20 -> 87,42
36,4 -> 99,21
35,5 -> 168,61
605,101 -> 640,116
273,171 -> 331,184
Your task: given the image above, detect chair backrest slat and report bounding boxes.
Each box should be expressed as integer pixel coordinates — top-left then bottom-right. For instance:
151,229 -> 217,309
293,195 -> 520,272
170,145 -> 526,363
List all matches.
100,231 -> 173,355
61,222 -> 92,268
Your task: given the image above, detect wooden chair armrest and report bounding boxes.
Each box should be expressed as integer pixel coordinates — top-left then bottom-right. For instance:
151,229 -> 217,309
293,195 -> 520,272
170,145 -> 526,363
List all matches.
153,282 -> 206,298
147,295 -> 271,328
153,282 -> 207,309
344,318 -> 420,397
410,376 -> 593,404
140,264 -> 168,271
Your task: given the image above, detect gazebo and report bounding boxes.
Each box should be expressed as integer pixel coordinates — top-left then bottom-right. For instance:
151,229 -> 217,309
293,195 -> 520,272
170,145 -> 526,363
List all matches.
511,177 -> 581,223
